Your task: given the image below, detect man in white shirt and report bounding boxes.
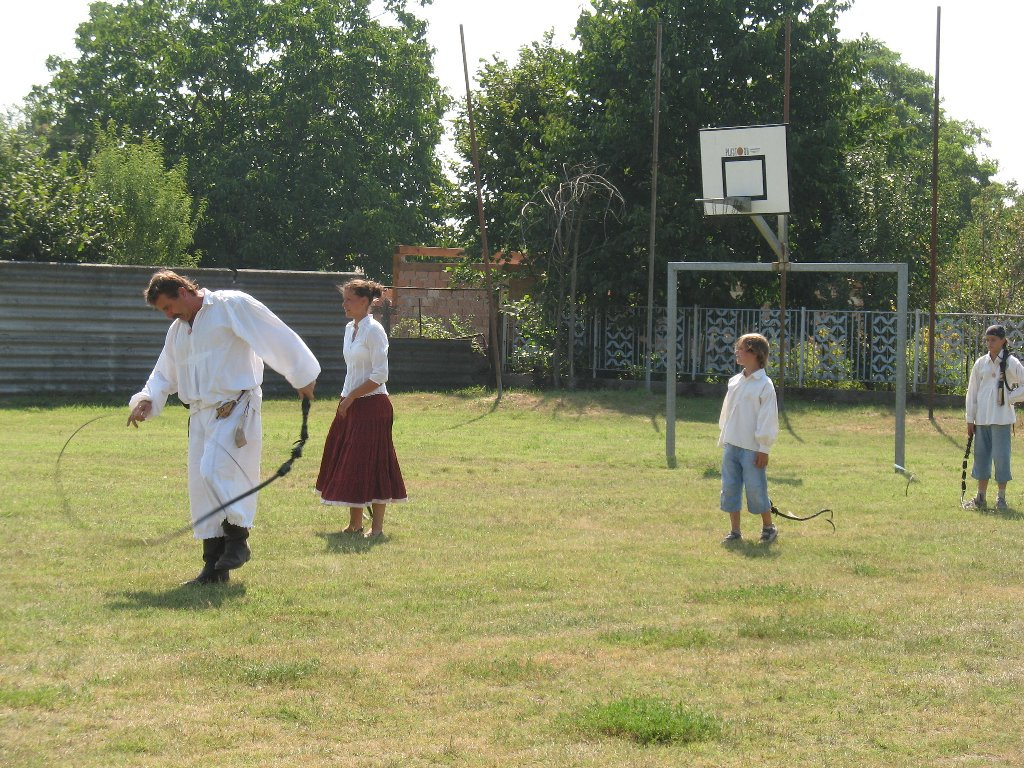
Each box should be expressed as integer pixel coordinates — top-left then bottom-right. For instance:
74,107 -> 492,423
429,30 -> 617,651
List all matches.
128,270 -> 320,584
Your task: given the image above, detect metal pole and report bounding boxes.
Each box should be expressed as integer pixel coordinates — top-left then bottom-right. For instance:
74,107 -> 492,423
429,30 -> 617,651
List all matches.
777,15 -> 792,410
928,7 -> 941,418
460,25 -> 503,398
666,263 -> 677,465
645,21 -> 663,392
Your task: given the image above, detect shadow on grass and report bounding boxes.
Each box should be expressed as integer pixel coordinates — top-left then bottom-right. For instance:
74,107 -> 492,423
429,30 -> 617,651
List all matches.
779,408 -> 804,443
318,530 -> 389,554
969,505 -> 1024,521
441,395 -> 501,430
772,473 -> 804,487
108,582 -> 247,611
928,413 -> 967,450
721,540 -> 781,559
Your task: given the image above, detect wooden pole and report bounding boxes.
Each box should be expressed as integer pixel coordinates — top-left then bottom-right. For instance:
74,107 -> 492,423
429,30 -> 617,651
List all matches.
928,7 -> 941,418
644,21 -> 663,392
460,25 -> 503,398
777,16 -> 792,411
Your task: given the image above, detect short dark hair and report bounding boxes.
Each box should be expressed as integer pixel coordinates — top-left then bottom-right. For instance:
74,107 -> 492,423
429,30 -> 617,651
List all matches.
145,270 -> 199,305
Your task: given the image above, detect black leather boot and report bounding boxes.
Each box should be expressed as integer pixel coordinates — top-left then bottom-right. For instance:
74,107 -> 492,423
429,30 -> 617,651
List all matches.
215,521 -> 251,570
185,537 -> 229,585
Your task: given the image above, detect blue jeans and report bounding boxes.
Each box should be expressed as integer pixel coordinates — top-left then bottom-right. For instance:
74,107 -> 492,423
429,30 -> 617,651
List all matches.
972,424 -> 1012,484
720,443 -> 772,515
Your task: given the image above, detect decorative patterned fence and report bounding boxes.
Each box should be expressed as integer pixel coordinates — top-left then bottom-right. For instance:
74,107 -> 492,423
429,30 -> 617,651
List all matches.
509,307 -> 1024,391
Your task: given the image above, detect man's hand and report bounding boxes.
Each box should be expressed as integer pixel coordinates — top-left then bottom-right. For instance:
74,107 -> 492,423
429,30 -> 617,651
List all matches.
967,422 -> 976,438
298,380 -> 316,401
755,451 -> 769,469
127,400 -> 152,428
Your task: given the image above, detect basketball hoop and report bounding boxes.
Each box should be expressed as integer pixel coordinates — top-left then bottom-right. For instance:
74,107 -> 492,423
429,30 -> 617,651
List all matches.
695,196 -> 752,216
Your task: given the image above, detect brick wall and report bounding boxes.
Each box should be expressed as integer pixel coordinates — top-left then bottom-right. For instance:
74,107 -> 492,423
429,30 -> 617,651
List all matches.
390,245 -> 530,338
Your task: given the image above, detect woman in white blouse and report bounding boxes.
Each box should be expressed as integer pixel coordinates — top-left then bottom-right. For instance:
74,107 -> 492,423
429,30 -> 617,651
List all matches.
315,279 -> 407,537
964,324 -> 1024,510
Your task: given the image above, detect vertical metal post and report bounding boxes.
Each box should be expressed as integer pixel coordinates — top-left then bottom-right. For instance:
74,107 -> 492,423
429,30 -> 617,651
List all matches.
645,21 -> 663,392
896,264 -> 908,469
666,264 -> 677,465
913,308 -> 921,393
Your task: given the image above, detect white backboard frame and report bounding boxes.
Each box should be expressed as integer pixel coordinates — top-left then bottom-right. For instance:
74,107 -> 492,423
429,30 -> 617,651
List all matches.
698,124 -> 791,216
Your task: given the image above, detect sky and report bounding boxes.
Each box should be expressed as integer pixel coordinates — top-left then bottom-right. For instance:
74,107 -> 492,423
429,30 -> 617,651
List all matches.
0,0 -> 1018,184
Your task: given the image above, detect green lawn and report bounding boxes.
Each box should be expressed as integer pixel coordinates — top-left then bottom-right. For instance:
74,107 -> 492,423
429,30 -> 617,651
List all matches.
1,389 -> 1021,767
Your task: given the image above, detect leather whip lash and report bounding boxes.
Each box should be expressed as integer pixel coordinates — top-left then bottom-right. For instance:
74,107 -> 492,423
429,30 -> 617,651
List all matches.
146,396 -> 312,545
770,505 -> 835,532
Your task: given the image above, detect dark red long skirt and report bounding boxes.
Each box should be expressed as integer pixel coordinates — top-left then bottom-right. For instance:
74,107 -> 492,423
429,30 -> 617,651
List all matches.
315,394 -> 407,506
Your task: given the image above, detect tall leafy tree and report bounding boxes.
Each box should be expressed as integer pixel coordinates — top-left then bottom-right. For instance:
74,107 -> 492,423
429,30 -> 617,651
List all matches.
32,0 -> 449,276
828,36 -> 996,308
456,1 -> 857,310
0,114 -> 112,263
87,132 -> 204,266
939,183 -> 1024,314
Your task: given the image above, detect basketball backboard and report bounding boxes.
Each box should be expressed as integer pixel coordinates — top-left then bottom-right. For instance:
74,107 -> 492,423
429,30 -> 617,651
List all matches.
698,124 -> 790,216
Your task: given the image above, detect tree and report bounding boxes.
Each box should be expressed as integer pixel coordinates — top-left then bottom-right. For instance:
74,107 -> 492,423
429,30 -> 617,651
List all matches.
826,36 -> 996,309
31,0 -> 449,276
939,184 -> 1024,314
456,1 -> 858,310
521,164 -> 625,387
0,114 -> 112,263
87,133 -> 204,266
452,34 -> 582,258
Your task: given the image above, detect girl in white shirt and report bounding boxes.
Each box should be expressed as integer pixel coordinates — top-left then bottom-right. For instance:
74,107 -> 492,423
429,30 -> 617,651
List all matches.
315,279 -> 407,537
718,332 -> 779,544
964,324 -> 1024,510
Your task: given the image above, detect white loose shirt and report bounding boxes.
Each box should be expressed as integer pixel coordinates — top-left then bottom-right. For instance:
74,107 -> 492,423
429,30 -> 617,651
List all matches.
965,351 -> 1024,426
341,314 -> 389,397
718,368 -> 779,453
130,289 -> 321,417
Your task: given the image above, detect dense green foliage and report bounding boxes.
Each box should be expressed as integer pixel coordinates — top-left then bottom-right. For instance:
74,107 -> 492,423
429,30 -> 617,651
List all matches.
28,0 -> 450,277
939,183 -> 1024,313
0,117 -> 201,265
452,1 -> 1002,315
0,117 -> 109,263
87,133 -> 203,266
0,0 -> 1013,314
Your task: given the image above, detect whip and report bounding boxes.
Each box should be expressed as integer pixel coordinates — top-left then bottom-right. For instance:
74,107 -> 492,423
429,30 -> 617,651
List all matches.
770,505 -> 835,532
145,397 -> 311,545
961,433 -> 973,505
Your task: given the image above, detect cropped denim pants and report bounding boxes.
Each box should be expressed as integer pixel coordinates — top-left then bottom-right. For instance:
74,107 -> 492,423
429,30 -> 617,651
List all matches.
972,424 -> 1012,484
720,443 -> 772,515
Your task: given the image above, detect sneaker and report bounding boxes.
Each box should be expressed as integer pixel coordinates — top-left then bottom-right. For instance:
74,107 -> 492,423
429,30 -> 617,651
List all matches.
722,530 -> 742,544
760,525 -> 778,544
996,498 -> 1009,511
963,495 -> 987,510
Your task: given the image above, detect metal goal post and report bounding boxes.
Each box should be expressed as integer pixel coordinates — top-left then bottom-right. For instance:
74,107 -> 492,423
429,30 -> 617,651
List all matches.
665,261 -> 908,469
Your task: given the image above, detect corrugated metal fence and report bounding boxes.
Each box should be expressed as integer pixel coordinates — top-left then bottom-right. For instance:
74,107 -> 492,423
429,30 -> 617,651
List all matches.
0,261 -> 487,397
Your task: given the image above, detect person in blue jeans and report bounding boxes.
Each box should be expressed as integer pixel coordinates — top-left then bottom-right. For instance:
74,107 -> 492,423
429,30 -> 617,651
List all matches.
964,324 -> 1024,510
718,333 -> 779,544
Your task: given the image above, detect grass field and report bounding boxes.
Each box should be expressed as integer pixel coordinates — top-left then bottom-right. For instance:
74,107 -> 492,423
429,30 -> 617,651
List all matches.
1,389 -> 1022,767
